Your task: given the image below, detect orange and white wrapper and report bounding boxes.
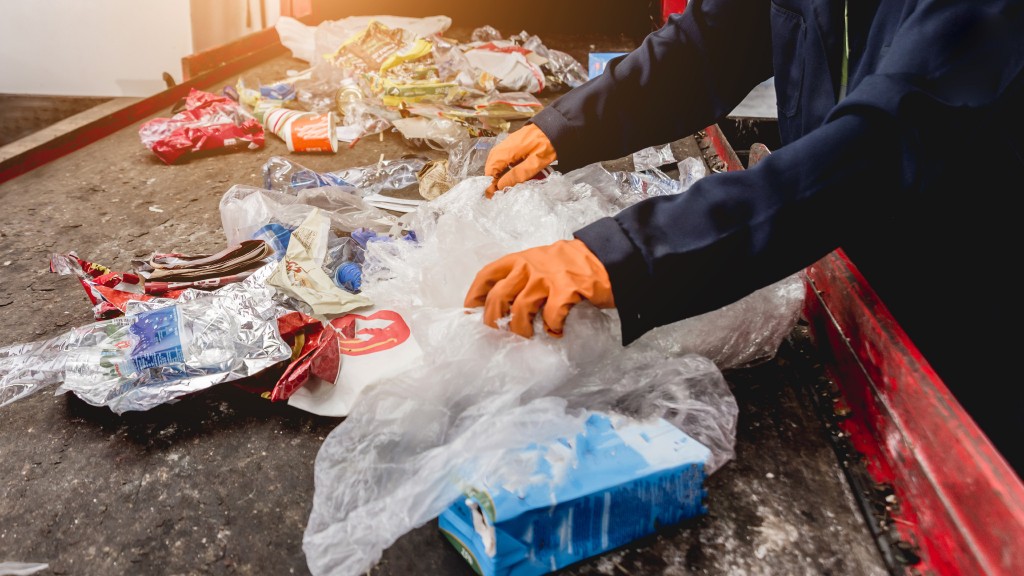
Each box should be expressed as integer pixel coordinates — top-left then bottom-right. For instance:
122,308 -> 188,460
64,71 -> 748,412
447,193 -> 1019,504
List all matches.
285,112 -> 338,153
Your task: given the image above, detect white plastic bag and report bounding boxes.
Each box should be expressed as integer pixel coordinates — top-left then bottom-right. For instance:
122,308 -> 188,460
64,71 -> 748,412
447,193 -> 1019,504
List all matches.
302,172 -> 804,575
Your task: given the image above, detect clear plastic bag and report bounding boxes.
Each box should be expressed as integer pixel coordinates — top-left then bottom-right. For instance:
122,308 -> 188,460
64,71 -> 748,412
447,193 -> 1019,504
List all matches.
219,184 -> 399,248
303,173 -> 804,575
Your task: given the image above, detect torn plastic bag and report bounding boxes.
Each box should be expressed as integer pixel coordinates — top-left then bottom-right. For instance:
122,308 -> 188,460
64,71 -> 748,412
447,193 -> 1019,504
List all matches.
0,265 -> 291,413
302,175 -> 803,575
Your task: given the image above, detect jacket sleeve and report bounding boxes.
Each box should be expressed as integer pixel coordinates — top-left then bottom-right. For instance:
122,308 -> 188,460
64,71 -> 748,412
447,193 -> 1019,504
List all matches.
573,0 -> 1024,345
530,0 -> 774,173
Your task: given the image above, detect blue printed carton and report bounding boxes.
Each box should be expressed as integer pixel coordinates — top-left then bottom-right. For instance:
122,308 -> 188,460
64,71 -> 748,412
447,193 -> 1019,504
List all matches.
438,413 -> 710,576
588,52 -> 628,79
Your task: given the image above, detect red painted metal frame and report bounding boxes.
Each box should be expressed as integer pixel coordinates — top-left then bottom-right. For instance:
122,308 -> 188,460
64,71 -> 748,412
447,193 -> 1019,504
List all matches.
661,0 -> 689,25
0,31 -> 288,186
702,123 -> 746,171
803,251 -> 1024,575
730,127 -> 1024,574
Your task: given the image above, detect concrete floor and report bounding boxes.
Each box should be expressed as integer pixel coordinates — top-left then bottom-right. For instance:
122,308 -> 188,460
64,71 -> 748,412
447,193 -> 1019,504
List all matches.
0,35 -> 888,576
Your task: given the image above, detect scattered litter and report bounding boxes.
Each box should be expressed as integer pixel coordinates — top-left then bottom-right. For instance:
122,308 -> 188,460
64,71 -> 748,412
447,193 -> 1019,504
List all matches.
148,205 -> 164,213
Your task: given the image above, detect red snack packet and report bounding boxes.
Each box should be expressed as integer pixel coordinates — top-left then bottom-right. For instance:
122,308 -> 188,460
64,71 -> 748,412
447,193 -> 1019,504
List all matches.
139,88 -> 265,164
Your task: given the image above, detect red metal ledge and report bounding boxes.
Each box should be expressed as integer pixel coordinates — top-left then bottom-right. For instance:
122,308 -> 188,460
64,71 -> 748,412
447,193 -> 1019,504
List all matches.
803,249 -> 1024,575
0,29 -> 287,186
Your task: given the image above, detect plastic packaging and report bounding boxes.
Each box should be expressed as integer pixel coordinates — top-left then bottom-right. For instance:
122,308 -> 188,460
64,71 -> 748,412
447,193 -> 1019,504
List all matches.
262,155 -> 428,199
678,155 -> 708,191
138,88 -> 264,164
219,184 -> 399,249
632,143 -> 677,171
302,174 -> 804,576
1,265 -> 291,413
439,412 -> 710,576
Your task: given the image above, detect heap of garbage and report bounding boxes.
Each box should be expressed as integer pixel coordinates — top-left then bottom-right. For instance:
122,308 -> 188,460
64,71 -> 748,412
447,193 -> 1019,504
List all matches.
1,15 -> 808,576
139,17 -> 590,165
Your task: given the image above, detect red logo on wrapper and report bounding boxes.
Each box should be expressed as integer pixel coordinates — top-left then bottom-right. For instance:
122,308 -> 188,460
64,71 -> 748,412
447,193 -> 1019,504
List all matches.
269,310 -> 412,401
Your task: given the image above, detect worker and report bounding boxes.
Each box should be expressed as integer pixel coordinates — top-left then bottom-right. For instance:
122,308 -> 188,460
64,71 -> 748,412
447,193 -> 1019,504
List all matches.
464,0 -> 1024,475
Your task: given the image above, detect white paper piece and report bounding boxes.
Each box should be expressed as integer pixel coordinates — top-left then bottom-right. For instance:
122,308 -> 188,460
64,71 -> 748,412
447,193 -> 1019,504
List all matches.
363,193 -> 425,214
463,49 -> 545,93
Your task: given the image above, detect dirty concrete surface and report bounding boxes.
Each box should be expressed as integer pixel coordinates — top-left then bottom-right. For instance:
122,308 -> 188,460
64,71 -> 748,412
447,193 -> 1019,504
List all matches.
0,31 -> 890,576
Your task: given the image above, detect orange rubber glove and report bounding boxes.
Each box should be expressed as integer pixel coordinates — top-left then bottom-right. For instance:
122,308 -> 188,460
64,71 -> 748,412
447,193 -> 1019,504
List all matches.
464,239 -> 615,338
485,124 -> 557,198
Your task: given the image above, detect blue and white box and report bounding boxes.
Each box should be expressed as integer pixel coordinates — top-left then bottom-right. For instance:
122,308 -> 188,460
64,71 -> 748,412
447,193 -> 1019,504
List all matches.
588,52 -> 628,80
438,412 -> 710,576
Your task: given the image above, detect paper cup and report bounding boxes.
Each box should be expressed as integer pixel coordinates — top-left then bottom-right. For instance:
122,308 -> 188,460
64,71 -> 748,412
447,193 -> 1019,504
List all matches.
284,112 -> 338,153
264,108 -> 305,139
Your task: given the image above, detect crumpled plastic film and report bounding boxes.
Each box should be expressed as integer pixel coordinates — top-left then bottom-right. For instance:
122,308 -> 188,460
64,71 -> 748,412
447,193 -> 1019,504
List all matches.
303,174 -> 803,575
1,264 -> 291,414
219,184 -> 399,247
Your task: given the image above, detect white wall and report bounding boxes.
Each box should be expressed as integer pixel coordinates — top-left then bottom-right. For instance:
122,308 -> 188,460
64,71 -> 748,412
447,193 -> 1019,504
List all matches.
0,0 -> 281,98
191,0 -> 281,53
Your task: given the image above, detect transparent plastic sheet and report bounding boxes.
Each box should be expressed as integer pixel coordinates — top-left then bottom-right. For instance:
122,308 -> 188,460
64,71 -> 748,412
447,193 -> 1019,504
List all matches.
511,31 -> 589,90
219,184 -> 399,247
614,166 -> 684,200
336,99 -> 399,142
632,143 -> 677,171
0,265 -> 291,414
261,155 -> 428,198
445,136 -> 496,181
303,175 -> 804,576
679,155 -> 708,191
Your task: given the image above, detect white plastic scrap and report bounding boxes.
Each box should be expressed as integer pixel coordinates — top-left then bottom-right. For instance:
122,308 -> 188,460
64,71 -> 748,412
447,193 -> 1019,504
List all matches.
0,563 -> 49,576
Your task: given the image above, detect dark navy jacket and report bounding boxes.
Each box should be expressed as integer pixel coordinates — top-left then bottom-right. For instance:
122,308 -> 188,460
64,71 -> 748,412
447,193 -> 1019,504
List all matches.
531,0 -> 1024,468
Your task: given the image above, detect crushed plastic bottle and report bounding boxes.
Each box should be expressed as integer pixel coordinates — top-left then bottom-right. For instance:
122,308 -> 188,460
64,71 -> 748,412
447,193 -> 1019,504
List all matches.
1,269 -> 291,413
262,155 -> 429,197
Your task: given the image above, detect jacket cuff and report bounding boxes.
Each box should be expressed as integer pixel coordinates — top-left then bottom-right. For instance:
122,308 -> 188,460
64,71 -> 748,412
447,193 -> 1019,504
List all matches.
574,216 -> 653,345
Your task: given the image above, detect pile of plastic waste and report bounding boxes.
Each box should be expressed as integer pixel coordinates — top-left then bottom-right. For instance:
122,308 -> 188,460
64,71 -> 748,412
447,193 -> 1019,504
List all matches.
241,18 -> 589,151
9,15 -> 809,576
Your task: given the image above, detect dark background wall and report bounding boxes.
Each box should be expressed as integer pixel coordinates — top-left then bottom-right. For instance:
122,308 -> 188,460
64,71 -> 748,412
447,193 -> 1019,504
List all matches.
309,0 -> 661,41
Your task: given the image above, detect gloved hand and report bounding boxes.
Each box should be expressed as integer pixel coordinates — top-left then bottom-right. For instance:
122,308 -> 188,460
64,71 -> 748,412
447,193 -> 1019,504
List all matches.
464,238 -> 615,338
485,124 -> 557,197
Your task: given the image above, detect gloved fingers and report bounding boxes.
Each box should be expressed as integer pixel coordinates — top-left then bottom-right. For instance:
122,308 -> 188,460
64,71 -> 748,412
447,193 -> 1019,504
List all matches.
485,181 -> 500,198
484,139 -> 525,182
540,290 -> 582,338
484,151 -> 527,198
480,263 -> 530,330
508,277 -> 549,338
464,257 -> 517,308
494,157 -> 545,193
